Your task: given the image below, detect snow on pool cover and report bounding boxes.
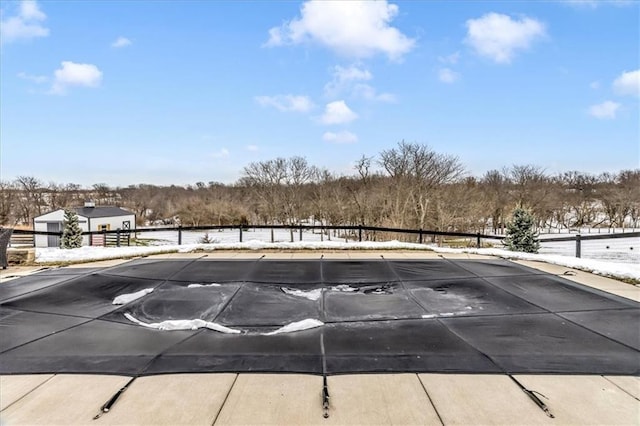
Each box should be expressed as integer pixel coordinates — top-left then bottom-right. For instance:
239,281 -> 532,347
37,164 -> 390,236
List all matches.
0,258 -> 638,376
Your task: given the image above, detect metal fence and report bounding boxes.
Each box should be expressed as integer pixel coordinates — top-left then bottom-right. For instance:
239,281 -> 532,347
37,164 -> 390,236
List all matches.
9,225 -> 639,259
11,225 -> 503,248
539,231 -> 640,258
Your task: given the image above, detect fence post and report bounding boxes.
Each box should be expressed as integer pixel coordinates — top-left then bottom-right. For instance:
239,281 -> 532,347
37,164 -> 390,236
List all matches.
178,226 -> 182,245
575,234 -> 581,258
116,229 -> 121,247
102,229 -> 107,247
476,232 -> 481,248
419,228 -> 423,244
358,225 -> 362,242
299,224 -> 303,241
239,226 -> 243,243
270,228 -> 274,243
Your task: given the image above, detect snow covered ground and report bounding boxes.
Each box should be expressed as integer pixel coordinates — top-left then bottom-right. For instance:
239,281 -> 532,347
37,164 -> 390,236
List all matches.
134,228 -> 639,265
33,237 -> 640,282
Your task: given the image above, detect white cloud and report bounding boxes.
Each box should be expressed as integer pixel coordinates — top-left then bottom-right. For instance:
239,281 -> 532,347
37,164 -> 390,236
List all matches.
324,64 -> 372,96
589,81 -> 600,90
1,0 -> 49,44
255,94 -> 314,112
265,0 -> 415,60
352,84 -> 396,102
588,101 -> 620,119
246,145 -> 259,152
613,69 -> 639,97
20,0 -> 46,20
50,61 -> 103,95
332,64 -> 372,83
438,68 -> 460,83
438,52 -> 460,64
321,101 -> 358,125
465,13 -> 546,64
323,131 -> 358,144
111,36 -> 132,48
17,71 -> 48,84
324,65 -> 395,102
212,148 -> 230,159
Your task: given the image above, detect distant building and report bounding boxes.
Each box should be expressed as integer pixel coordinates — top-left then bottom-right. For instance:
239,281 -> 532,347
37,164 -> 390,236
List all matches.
33,202 -> 135,247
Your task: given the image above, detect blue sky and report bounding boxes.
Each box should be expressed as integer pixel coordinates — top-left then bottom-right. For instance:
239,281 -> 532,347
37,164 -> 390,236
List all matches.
1,0 -> 638,187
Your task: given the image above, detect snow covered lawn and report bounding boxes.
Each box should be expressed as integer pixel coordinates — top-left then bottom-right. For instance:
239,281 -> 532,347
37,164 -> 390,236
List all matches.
33,239 -> 640,282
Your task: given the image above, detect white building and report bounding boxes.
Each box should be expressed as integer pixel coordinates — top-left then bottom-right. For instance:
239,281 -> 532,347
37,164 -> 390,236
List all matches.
33,202 -> 136,247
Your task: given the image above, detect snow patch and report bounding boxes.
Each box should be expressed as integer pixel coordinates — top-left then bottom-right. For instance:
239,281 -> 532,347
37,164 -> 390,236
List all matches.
187,283 -> 221,288
264,318 -> 324,335
330,284 -> 358,292
429,245 -> 640,281
112,288 -> 154,305
421,310 -> 472,319
281,287 -> 323,301
124,313 -> 241,333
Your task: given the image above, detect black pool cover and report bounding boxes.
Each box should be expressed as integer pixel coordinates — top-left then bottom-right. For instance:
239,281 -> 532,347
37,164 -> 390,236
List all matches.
1,258 -> 638,376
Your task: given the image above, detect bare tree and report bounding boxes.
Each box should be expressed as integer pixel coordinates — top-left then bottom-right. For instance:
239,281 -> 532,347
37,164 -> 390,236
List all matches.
618,169 -> 640,228
558,171 -> 598,228
242,156 -> 320,225
14,176 -> 47,224
481,170 -> 509,233
504,165 -> 552,226
378,141 -> 465,229
0,180 -> 17,225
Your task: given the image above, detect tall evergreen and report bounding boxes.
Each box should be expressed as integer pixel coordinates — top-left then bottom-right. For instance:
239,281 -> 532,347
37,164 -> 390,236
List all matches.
503,206 -> 540,253
62,209 -> 83,249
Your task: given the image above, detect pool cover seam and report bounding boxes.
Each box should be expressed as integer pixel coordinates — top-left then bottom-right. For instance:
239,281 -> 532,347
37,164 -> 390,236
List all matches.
143,254 -> 212,294
94,272 -> 173,283
384,255 -> 640,374
211,256 -> 265,324
19,280 -> 633,329
138,328 -> 209,376
379,255 -> 514,374
92,255 -> 222,323
0,259 -> 144,304
0,274 -> 107,305
437,255 -> 640,354
378,255 -> 432,317
93,256 -> 263,324
4,303 -> 637,335
217,306 -> 639,328
319,255 -> 326,323
0,317 -> 97,355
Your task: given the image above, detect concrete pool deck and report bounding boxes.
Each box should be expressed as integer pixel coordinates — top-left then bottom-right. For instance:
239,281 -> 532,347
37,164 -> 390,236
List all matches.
1,251 -> 639,425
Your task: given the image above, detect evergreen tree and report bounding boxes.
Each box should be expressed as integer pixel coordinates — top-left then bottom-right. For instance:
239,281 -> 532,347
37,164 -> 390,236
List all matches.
503,206 -> 540,253
198,232 -> 215,244
62,209 -> 83,249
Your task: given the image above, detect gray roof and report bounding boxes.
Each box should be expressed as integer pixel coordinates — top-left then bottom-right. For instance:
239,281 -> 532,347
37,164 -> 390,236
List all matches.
73,206 -> 134,218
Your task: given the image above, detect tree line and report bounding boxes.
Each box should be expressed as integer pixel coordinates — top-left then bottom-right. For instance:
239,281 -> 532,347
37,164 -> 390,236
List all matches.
2,142 -> 639,237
